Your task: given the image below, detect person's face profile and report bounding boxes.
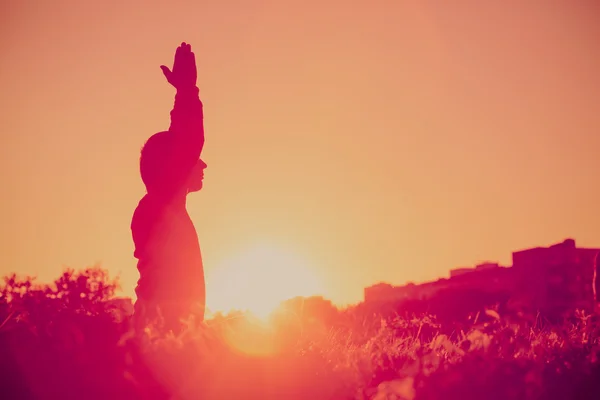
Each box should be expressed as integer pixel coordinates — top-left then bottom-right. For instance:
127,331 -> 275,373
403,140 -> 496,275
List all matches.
187,159 -> 207,192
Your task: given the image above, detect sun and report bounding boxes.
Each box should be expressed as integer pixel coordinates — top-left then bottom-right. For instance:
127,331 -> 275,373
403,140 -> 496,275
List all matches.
206,243 -> 324,319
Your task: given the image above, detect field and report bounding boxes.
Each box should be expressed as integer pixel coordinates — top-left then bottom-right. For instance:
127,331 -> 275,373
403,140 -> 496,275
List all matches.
2,267 -> 600,400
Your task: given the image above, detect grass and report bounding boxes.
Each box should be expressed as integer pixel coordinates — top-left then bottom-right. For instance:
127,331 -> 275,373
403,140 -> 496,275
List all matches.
1,267 -> 600,400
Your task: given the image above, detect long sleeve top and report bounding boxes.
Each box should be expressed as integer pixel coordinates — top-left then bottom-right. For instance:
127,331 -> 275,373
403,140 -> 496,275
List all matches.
131,86 -> 205,302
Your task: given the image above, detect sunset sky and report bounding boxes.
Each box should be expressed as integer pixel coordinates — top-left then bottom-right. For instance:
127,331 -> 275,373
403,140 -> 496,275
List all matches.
1,1 -> 600,311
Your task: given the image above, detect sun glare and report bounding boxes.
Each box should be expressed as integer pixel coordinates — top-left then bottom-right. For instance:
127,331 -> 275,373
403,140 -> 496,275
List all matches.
207,243 -> 324,319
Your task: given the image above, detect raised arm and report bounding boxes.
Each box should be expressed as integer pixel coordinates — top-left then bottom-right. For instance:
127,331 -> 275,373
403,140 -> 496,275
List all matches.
161,42 -> 205,162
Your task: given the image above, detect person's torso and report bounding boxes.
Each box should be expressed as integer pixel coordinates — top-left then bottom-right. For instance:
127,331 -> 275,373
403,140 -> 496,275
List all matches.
131,195 -> 203,282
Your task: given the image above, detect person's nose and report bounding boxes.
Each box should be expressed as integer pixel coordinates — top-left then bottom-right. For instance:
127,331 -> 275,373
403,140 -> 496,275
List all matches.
199,159 -> 207,169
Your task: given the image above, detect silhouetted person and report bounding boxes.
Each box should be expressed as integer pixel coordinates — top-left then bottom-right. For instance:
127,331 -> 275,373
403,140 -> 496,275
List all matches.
131,42 -> 207,333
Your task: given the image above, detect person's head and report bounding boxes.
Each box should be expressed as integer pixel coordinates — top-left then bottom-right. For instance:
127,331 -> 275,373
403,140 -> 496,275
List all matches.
139,131 -> 207,196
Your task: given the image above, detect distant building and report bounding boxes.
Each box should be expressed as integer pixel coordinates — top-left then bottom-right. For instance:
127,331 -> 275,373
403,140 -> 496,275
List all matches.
364,282 -> 415,303
476,262 -> 499,270
365,265 -> 512,304
449,262 -> 502,278
363,238 -> 600,313
512,238 -> 599,311
449,268 -> 473,278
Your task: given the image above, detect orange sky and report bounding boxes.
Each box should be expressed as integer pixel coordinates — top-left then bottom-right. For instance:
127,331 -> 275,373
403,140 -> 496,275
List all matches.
1,1 -> 600,309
